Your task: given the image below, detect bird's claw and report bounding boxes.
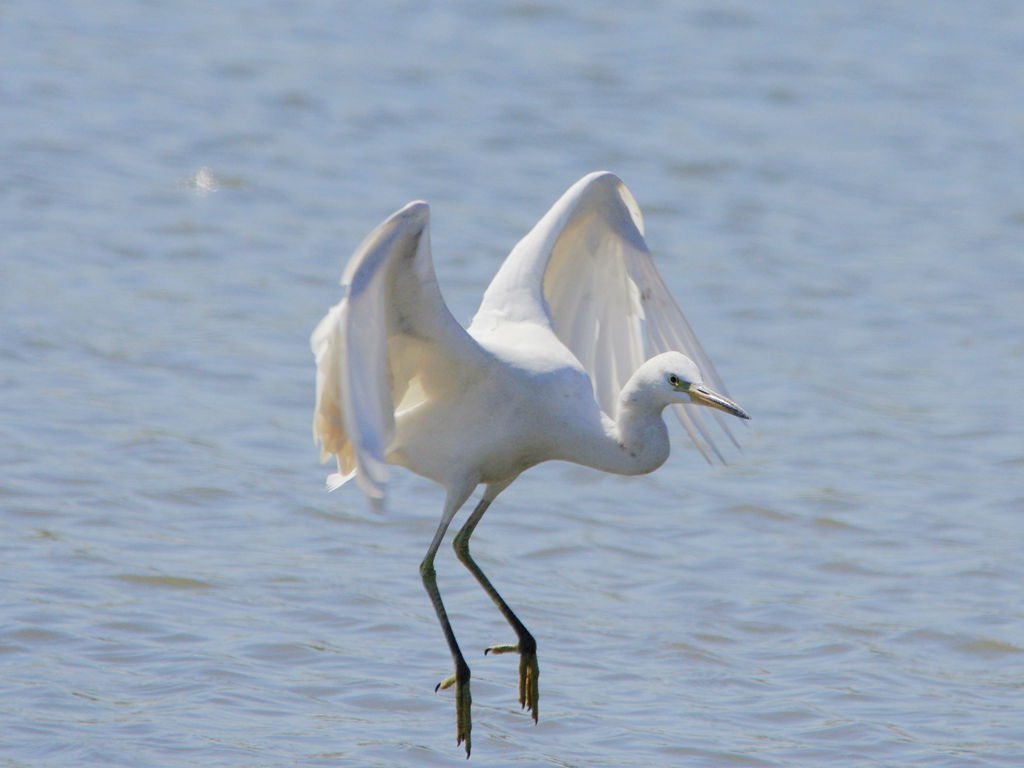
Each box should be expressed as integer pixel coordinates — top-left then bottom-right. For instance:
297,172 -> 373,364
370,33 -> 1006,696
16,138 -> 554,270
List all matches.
483,643 -> 518,655
519,649 -> 539,722
484,642 -> 540,723
435,673 -> 456,692
436,669 -> 472,757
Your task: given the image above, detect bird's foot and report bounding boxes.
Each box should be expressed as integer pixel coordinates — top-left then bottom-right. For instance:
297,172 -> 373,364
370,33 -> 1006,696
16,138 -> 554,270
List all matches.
436,665 -> 472,757
484,640 -> 540,722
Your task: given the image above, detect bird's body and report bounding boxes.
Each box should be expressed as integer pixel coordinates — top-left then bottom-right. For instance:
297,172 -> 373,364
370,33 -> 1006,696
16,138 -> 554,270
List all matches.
311,172 -> 748,756
392,325 -> 664,488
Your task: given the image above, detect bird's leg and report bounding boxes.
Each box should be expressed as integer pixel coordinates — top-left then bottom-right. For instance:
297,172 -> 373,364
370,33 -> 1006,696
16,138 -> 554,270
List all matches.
421,487 -> 475,757
453,497 -> 540,723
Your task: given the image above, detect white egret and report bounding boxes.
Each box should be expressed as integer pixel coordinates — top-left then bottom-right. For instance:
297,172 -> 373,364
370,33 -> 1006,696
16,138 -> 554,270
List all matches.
311,171 -> 748,756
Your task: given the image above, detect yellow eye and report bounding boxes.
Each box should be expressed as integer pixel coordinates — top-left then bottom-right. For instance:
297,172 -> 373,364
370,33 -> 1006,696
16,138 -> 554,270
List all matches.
668,374 -> 681,388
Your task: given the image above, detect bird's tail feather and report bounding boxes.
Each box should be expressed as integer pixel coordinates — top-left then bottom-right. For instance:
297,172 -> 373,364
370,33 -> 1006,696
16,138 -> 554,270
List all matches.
325,471 -> 355,492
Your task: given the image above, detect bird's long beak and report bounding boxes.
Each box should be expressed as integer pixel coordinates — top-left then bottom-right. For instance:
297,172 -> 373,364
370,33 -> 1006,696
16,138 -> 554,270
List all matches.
688,384 -> 750,420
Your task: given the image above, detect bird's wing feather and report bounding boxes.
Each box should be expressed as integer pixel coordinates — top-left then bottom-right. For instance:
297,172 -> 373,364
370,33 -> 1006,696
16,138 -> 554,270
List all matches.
473,171 -> 736,461
311,202 -> 488,509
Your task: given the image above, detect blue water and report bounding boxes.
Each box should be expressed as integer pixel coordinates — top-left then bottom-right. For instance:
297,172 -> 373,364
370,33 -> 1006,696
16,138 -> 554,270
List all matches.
2,2 -> 1022,766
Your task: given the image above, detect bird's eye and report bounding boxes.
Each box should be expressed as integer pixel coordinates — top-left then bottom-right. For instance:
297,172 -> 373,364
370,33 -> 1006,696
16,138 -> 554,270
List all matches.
668,374 -> 681,388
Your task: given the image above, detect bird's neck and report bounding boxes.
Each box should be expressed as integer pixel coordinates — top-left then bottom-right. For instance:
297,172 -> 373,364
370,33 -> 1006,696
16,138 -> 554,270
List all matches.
574,393 -> 670,477
614,394 -> 672,475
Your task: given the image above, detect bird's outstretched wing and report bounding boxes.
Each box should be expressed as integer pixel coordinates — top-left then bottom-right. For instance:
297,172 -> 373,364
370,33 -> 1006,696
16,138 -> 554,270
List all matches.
473,171 -> 737,462
311,202 -> 489,509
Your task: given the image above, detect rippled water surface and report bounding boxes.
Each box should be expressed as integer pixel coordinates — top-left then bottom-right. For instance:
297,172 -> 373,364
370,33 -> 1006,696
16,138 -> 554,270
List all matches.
3,2 -> 1023,766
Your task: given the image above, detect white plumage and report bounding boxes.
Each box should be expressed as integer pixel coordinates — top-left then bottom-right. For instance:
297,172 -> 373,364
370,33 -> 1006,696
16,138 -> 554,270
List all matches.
311,171 -> 748,756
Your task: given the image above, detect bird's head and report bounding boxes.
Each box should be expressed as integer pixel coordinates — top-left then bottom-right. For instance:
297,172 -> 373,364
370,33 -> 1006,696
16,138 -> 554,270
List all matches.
637,352 -> 749,419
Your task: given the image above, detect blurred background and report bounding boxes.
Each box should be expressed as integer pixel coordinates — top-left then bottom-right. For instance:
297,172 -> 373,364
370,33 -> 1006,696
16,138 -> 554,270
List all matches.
2,2 -> 1022,766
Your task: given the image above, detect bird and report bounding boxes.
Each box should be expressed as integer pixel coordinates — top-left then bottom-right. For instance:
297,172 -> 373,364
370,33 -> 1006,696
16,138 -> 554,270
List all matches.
310,171 -> 748,757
